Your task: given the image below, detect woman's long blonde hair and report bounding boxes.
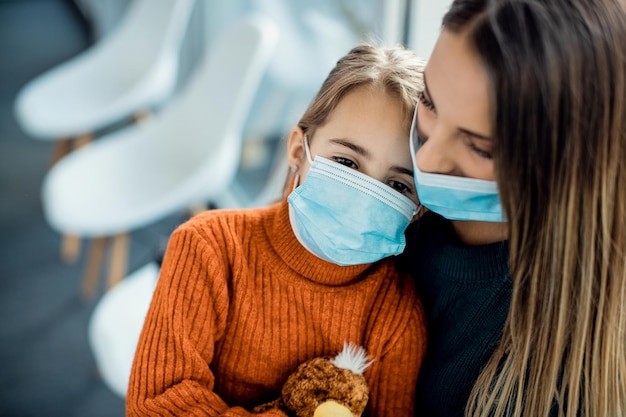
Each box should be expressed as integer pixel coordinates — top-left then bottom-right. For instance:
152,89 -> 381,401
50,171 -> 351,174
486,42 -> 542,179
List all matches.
281,43 -> 426,196
444,0 -> 626,416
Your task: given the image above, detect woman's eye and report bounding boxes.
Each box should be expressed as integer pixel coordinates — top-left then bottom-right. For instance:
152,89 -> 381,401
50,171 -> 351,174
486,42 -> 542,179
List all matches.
333,156 -> 358,169
468,142 -> 493,159
418,91 -> 435,112
388,180 -> 413,195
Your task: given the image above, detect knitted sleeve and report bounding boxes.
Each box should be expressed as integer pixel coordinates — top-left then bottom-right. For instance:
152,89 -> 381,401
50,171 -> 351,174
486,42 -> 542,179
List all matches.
126,222 -> 286,417
366,282 -> 428,416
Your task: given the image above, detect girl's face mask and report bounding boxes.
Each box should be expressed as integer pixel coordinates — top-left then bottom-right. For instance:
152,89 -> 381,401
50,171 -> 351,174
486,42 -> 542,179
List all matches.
410,104 -> 506,223
287,137 -> 418,266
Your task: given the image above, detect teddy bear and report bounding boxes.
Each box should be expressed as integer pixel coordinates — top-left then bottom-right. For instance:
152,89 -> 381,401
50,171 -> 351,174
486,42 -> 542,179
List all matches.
253,342 -> 373,417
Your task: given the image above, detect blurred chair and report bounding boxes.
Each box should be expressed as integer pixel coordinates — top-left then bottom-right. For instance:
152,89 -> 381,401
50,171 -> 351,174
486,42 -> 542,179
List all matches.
15,0 -> 195,145
213,137 -> 289,209
88,140 -> 288,399
243,0 -> 360,140
14,0 -> 196,263
88,262 -> 159,398
41,14 -> 280,299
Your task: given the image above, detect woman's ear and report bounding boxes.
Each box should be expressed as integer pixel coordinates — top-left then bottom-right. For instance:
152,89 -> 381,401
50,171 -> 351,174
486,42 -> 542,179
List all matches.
287,127 -> 306,169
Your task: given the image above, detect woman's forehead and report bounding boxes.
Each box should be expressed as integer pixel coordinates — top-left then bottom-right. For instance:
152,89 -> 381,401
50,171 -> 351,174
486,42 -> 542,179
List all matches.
426,29 -> 492,138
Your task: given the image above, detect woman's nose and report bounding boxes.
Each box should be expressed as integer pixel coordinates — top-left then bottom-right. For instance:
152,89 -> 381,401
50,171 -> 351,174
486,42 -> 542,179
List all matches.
414,130 -> 459,175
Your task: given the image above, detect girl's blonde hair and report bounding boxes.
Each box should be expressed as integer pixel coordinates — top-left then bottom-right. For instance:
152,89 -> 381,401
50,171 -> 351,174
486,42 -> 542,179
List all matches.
444,0 -> 626,415
298,43 -> 425,137
282,43 -> 426,196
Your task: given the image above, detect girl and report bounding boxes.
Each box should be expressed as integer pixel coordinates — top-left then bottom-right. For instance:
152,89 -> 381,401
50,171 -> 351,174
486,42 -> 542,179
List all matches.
127,44 -> 428,416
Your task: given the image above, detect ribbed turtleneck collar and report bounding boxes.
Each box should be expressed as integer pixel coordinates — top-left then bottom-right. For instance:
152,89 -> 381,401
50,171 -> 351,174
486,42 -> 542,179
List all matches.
404,211 -> 510,286
263,200 -> 376,286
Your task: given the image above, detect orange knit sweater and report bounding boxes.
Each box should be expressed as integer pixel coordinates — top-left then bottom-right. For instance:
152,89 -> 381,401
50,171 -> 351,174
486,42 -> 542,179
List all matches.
127,200 -> 427,416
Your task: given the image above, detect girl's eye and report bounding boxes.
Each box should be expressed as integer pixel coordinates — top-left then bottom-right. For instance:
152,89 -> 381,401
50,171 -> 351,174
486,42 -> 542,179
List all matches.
333,156 -> 358,169
388,180 -> 413,196
418,91 -> 435,112
468,142 -> 493,159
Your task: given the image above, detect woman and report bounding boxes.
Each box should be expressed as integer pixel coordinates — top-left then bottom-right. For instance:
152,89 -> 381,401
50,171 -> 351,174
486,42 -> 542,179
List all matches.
402,0 -> 626,416
127,44 -> 427,416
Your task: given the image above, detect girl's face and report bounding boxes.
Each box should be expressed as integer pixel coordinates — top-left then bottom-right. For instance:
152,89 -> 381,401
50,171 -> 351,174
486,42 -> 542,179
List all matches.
289,85 -> 418,205
415,28 -> 508,244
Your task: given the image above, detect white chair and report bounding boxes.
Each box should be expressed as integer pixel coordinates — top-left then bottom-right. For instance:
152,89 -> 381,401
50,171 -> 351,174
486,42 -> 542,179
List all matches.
14,0 -> 196,143
88,143 -> 288,399
41,14 -> 280,298
14,0 -> 196,264
214,138 -> 289,209
88,262 -> 159,398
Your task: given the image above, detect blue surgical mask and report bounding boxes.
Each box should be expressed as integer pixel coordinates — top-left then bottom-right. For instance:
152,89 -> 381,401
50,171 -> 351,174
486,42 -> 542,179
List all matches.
409,104 -> 506,222
287,137 -> 418,266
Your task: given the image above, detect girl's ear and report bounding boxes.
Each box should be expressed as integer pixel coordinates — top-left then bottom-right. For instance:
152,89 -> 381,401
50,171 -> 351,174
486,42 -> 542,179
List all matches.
287,127 -> 306,169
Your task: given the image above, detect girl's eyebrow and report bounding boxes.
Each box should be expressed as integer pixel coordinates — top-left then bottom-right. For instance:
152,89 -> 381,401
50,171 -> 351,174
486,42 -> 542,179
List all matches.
423,70 -> 492,142
329,138 -> 370,157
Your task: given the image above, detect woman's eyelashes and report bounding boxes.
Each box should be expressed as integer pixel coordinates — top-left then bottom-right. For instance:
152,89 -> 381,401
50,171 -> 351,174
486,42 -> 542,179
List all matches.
467,140 -> 493,159
418,91 -> 435,112
416,133 -> 427,147
415,94 -> 492,160
418,131 -> 492,160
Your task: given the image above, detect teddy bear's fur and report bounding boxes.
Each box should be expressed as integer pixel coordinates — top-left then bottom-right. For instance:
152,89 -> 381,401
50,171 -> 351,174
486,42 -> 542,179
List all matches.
253,343 -> 371,417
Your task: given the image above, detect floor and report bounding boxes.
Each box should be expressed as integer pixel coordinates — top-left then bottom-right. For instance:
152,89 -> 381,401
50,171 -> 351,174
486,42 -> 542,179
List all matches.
0,1 -> 276,416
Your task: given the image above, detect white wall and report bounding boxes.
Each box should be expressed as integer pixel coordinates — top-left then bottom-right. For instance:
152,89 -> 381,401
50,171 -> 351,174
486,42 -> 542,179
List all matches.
407,0 -> 453,59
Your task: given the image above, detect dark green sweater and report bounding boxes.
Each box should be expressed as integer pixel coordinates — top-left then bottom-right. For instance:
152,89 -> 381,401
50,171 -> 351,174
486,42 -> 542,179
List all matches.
399,211 -> 511,417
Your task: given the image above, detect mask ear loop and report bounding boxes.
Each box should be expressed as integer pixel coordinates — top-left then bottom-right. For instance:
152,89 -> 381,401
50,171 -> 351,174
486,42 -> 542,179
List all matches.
410,105 -> 425,221
291,134 -> 313,191
290,164 -> 300,189
303,135 -> 314,164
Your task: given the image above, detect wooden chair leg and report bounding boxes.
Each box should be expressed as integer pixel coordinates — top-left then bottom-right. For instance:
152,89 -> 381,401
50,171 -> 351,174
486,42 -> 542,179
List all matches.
54,133 -> 93,264
73,132 -> 93,150
49,138 -> 73,167
189,203 -> 207,217
81,237 -> 108,300
134,110 -> 151,123
107,233 -> 128,290
61,234 -> 82,264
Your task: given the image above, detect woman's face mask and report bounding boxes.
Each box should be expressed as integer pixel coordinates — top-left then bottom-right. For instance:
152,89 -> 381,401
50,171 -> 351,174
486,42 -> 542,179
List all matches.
410,103 -> 505,223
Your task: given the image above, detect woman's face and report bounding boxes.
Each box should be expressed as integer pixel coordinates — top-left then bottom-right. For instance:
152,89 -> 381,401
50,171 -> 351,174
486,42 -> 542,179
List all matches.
415,28 -> 508,244
415,29 -> 494,181
289,85 -> 418,204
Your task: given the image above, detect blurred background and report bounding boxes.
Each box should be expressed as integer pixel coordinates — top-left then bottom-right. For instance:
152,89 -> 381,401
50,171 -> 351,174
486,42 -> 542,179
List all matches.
0,0 -> 450,415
